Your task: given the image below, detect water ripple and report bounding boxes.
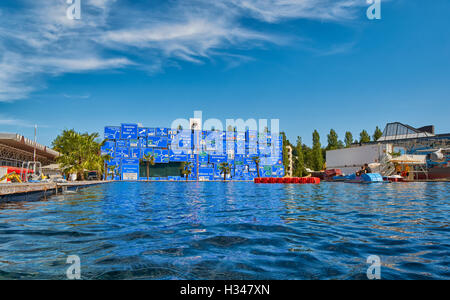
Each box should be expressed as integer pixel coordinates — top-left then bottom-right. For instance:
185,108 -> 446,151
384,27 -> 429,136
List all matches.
0,182 -> 448,279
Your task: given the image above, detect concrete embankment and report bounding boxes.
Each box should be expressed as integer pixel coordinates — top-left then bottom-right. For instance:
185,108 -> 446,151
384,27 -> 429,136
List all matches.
0,181 -> 110,203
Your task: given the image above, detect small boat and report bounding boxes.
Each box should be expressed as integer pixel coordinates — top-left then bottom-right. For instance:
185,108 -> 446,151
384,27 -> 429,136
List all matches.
343,173 -> 386,184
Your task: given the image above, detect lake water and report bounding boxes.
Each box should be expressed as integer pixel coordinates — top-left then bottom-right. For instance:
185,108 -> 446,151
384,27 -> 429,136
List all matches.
0,182 -> 448,280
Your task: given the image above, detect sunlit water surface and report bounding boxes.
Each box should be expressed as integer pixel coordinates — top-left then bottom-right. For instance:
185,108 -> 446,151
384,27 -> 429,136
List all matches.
0,182 -> 448,279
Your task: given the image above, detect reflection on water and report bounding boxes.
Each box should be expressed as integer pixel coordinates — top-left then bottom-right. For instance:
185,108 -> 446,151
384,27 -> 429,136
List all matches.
0,182 -> 448,279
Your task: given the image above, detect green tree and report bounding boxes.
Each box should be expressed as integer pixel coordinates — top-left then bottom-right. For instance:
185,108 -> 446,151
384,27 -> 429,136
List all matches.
293,136 -> 306,177
373,126 -> 383,141
140,153 -> 156,180
182,162 -> 193,181
218,162 -> 231,181
107,164 -> 118,180
359,130 -> 371,144
302,144 -> 313,171
326,129 -> 339,151
280,132 -> 290,172
101,154 -> 112,180
312,130 -> 323,171
344,131 -> 353,148
252,156 -> 261,178
52,129 -> 104,181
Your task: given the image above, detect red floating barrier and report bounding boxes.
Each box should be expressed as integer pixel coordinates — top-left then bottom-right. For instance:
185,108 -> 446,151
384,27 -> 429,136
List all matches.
308,177 -> 321,184
254,176 -> 321,184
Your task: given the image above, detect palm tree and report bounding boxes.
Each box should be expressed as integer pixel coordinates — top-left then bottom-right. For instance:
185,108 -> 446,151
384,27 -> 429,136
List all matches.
182,162 -> 193,181
99,154 -> 111,180
141,153 -> 156,181
53,130 -> 104,181
218,162 -> 231,181
252,156 -> 261,178
107,164 -> 117,180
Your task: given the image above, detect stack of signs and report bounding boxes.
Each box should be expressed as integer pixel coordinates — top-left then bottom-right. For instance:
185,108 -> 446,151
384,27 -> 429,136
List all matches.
171,130 -> 192,153
247,130 -> 258,154
192,130 -> 204,152
156,128 -> 169,137
198,167 -> 214,181
260,157 -> 276,166
103,123 -> 284,181
226,132 -> 235,155
236,132 -> 246,155
153,149 -> 169,163
106,158 -> 121,180
121,124 -> 138,139
129,139 -> 139,148
101,141 -> 116,156
205,131 -> 224,153
147,128 -> 156,137
169,150 -> 188,162
130,148 -> 141,159
226,131 -> 235,141
148,137 -> 169,148
115,147 -> 129,158
168,129 -> 178,146
116,139 -> 128,147
272,165 -> 285,177
121,158 -> 140,181
198,152 -> 209,163
138,128 -> 148,138
142,148 -> 154,158
259,143 -> 271,156
209,154 -> 227,164
139,138 -> 147,148
258,132 -> 268,145
104,126 -> 121,140
259,166 -> 272,177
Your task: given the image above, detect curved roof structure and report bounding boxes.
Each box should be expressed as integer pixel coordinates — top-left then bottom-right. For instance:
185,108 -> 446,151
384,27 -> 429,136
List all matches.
0,133 -> 59,160
378,122 -> 435,142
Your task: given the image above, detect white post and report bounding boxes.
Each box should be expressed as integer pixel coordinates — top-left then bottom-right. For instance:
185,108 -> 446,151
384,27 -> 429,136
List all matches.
33,124 -> 37,173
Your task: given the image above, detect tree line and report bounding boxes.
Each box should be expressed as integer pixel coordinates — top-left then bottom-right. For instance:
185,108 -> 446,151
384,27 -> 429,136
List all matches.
282,126 -> 383,176
52,129 -> 109,180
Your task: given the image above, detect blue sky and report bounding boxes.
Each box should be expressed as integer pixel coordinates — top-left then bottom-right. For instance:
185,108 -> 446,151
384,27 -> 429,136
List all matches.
0,0 -> 449,147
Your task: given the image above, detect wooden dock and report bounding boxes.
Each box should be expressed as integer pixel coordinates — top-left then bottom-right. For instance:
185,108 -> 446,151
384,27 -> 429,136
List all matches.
0,181 -> 110,202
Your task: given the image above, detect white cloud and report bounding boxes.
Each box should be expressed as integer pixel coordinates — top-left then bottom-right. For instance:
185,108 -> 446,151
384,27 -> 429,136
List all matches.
0,0 -> 364,102
63,93 -> 91,100
0,116 -> 35,128
229,0 -> 362,22
30,57 -> 134,73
